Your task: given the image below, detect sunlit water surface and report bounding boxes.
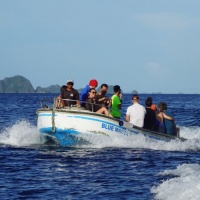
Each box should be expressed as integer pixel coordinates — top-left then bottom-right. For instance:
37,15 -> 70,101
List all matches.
0,94 -> 200,200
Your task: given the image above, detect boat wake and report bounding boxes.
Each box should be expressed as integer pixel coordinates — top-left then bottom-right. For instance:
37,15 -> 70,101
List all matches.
151,163 -> 200,200
0,121 -> 200,151
78,125 -> 200,151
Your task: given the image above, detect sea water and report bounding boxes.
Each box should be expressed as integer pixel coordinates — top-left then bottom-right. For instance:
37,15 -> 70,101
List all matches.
0,93 -> 200,200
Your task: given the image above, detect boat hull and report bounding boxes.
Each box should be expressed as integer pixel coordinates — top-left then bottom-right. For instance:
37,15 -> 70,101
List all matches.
37,107 -> 186,146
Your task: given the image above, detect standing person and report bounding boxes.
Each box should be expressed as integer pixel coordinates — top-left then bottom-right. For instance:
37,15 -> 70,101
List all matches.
163,102 -> 180,136
143,97 -> 156,130
85,88 -> 113,117
80,79 -> 98,107
61,79 -> 81,107
125,95 -> 146,127
95,83 -> 110,110
110,85 -> 122,118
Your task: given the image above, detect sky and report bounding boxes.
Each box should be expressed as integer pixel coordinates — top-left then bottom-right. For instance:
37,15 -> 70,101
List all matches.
1,0 -> 200,94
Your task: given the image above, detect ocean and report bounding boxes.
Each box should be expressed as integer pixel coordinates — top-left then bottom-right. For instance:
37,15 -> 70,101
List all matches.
0,93 -> 200,200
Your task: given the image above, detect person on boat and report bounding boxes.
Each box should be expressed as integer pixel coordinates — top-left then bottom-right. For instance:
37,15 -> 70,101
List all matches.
80,79 -> 98,107
146,96 -> 157,111
54,85 -> 67,108
162,102 -> 180,136
125,95 -> 146,128
95,83 -> 110,110
110,85 -> 122,118
154,102 -> 174,133
61,79 -> 81,107
85,88 -> 113,117
143,97 -> 156,130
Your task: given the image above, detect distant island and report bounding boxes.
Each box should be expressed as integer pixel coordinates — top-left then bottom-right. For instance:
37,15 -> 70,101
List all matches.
0,75 -> 137,94
0,75 -> 60,93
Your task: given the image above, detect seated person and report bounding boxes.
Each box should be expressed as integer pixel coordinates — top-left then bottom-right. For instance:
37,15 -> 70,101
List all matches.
80,79 -> 98,107
154,102 -> 174,133
110,85 -> 122,118
125,95 -> 146,128
95,83 -> 110,110
146,97 -> 157,111
85,88 -> 113,117
54,85 -> 67,108
61,79 -> 81,107
143,97 -> 156,130
162,102 -> 180,136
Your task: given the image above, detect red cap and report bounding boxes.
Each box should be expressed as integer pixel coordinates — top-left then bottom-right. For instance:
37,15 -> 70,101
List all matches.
89,79 -> 98,87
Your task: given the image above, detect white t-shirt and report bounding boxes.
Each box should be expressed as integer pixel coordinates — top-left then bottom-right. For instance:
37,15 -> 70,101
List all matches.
126,103 -> 146,127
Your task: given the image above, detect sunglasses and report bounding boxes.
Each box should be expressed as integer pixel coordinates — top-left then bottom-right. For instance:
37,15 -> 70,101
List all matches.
67,82 -> 73,86
91,91 -> 97,94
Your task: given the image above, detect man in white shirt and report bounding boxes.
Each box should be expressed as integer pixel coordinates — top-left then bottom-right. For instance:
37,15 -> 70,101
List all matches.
125,95 -> 146,127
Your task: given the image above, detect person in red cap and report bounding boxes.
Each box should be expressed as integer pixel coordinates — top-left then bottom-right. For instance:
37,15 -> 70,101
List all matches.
80,79 -> 98,107
89,79 -> 98,88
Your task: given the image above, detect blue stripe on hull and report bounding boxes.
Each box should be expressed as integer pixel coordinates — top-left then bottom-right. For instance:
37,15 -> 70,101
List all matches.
39,127 -> 79,146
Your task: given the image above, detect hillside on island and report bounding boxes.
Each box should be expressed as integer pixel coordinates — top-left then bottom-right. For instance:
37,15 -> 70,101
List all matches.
0,75 -> 61,93
35,85 -> 61,93
0,75 -> 134,93
0,75 -> 35,93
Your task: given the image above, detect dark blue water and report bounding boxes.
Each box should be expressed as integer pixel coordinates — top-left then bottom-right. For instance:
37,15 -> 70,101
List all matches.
0,94 -> 200,200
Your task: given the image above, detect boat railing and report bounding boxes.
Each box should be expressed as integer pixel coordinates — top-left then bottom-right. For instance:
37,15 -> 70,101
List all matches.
40,98 -> 54,109
54,98 -> 111,113
59,98 -> 125,121
53,98 -> 81,110
40,97 -> 124,118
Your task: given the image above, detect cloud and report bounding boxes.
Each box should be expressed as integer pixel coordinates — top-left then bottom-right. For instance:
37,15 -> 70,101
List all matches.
133,12 -> 190,31
143,61 -> 170,76
144,61 -> 161,71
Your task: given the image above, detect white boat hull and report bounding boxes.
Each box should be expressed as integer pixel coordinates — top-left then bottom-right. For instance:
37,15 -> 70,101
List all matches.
37,107 -> 186,146
37,107 -> 133,145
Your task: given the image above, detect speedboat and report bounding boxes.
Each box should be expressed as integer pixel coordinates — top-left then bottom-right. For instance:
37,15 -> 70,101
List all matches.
36,99 -> 186,146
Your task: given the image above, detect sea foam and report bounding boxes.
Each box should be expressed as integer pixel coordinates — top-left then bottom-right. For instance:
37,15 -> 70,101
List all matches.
79,125 -> 200,151
1,121 -> 200,151
0,120 -> 43,147
151,163 -> 200,200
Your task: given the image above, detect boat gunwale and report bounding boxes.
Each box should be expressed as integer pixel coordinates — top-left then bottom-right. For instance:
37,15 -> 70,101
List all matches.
131,125 -> 186,141
36,108 -> 120,121
36,108 -> 187,142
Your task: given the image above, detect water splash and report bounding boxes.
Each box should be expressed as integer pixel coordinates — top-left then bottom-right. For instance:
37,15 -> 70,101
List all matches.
151,163 -> 200,200
0,120 -> 43,147
78,125 -> 200,151
1,121 -> 200,151
180,126 -> 200,140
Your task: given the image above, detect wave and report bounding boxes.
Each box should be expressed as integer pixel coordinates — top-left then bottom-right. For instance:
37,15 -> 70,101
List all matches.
1,121 -> 200,151
151,163 -> 200,200
0,120 -> 43,147
79,125 -> 200,151
180,126 -> 200,140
